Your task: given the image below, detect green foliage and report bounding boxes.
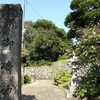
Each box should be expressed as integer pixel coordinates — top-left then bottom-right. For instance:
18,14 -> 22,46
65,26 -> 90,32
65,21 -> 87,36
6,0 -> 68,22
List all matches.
54,69 -> 72,86
24,75 -> 31,84
59,82 -> 70,90
57,55 -> 72,61
24,59 -> 53,67
97,96 -> 100,99
21,47 -> 29,57
74,26 -> 100,100
75,26 -> 100,63
23,19 -> 73,67
64,0 -> 100,38
33,19 -> 57,30
74,65 -> 100,100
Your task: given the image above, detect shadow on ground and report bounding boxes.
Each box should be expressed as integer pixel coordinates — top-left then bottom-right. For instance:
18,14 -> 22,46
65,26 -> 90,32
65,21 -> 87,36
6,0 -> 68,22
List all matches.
22,94 -> 38,100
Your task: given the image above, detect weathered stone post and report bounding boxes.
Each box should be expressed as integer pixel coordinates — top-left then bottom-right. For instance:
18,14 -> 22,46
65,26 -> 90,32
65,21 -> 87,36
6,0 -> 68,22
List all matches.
0,4 -> 22,100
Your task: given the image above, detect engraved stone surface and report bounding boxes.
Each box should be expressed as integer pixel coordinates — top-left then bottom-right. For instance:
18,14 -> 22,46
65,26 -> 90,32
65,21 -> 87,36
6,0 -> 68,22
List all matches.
0,4 -> 22,100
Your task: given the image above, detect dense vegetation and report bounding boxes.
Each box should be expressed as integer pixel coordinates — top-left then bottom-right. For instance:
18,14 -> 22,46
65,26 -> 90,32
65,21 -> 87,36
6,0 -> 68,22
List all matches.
74,26 -> 100,100
64,0 -> 100,39
24,75 -> 31,84
22,19 -> 73,67
64,0 -> 100,99
22,0 -> 100,99
54,69 -> 72,89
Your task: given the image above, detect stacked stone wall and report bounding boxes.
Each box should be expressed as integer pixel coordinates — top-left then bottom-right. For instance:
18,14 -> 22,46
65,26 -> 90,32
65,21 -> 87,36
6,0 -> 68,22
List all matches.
24,60 -> 72,79
24,66 -> 54,79
24,59 -> 88,80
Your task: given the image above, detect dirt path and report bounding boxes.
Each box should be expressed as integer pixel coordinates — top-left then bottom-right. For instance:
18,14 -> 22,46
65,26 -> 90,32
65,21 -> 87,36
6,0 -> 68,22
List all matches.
22,80 -> 67,100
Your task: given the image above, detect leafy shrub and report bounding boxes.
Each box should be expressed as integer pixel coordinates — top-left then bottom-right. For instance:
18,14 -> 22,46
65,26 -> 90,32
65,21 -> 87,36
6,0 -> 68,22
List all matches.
33,60 -> 53,66
74,65 -> 100,100
74,26 -> 100,100
97,96 -> 100,100
24,60 -> 53,67
54,69 -> 72,87
58,55 -> 71,61
24,75 -> 31,83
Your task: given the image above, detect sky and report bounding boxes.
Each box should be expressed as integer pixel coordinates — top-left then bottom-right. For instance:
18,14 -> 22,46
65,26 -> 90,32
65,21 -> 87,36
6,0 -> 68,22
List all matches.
0,0 -> 72,32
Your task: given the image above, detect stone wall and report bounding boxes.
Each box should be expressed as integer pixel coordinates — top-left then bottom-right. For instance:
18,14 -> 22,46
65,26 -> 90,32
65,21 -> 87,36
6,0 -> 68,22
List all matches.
24,66 -> 54,79
24,59 -> 87,80
24,60 -> 73,80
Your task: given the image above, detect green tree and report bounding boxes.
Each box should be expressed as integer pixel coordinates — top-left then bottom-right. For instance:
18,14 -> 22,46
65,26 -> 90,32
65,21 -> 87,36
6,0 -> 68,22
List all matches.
64,0 -> 100,38
54,69 -> 72,87
33,19 -> 57,30
23,19 -> 72,67
74,26 -> 100,100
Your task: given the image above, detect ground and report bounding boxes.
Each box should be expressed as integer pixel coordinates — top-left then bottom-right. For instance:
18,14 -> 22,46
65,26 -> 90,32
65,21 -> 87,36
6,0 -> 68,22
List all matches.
22,79 -> 67,100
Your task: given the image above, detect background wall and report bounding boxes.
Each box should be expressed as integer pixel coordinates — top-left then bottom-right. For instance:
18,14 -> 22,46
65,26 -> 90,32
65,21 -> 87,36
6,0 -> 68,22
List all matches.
24,60 -> 73,80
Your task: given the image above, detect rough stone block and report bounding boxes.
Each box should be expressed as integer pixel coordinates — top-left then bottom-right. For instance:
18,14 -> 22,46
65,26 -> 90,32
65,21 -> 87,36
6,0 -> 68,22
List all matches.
70,80 -> 77,86
66,92 -> 75,98
67,98 -> 79,100
0,4 -> 22,100
30,75 -> 35,82
69,86 -> 76,92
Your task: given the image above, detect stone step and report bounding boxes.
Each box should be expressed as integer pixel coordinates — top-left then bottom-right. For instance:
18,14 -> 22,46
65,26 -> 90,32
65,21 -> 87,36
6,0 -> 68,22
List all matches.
70,80 -> 76,86
65,89 -> 75,98
70,80 -> 80,86
68,86 -> 76,92
65,89 -> 87,100
66,98 -> 79,100
67,98 -> 87,100
66,92 -> 75,98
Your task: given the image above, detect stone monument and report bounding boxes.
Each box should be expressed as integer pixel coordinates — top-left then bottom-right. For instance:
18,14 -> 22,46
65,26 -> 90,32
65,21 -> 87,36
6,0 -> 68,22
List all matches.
65,55 -> 79,100
65,54 -> 87,100
0,4 -> 22,100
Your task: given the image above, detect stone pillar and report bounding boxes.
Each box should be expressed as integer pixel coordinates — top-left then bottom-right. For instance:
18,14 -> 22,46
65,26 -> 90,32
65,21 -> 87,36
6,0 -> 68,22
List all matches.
0,4 -> 22,100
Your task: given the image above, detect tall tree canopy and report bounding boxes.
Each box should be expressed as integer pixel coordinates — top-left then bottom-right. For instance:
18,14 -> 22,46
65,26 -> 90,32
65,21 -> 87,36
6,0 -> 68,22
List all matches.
64,0 -> 100,39
23,19 -> 72,67
64,0 -> 100,99
74,26 -> 100,99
